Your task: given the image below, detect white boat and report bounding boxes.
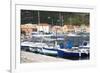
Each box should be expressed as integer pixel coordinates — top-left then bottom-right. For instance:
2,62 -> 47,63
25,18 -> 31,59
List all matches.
41,43 -> 60,56
67,32 -> 79,37
31,31 -> 59,55
21,41 -> 58,56
42,47 -> 58,56
21,41 -> 48,52
21,41 -> 35,51
32,31 -> 54,38
79,41 -> 90,56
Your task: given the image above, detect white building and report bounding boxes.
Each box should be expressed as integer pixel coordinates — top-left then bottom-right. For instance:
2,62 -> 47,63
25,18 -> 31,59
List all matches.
36,23 -> 50,33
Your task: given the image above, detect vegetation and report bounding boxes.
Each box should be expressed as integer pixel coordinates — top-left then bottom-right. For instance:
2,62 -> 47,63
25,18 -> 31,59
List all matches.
21,10 -> 89,26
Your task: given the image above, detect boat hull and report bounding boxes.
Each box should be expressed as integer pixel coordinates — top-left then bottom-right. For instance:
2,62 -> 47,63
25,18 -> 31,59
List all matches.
21,46 -> 30,51
58,49 -> 79,59
41,48 -> 58,56
58,49 -> 89,60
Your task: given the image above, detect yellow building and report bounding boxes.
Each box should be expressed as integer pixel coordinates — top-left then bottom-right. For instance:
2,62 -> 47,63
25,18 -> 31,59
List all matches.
62,25 -> 75,33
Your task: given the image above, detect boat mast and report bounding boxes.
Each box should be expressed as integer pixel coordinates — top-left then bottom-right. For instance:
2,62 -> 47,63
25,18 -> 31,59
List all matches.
38,11 -> 40,24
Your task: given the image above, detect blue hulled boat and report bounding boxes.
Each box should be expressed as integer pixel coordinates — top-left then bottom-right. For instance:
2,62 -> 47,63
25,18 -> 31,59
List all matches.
58,41 -> 90,59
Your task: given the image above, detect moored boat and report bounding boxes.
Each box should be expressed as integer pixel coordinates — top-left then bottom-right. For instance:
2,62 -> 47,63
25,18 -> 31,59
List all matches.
79,41 -> 90,58
58,41 -> 90,60
41,47 -> 58,56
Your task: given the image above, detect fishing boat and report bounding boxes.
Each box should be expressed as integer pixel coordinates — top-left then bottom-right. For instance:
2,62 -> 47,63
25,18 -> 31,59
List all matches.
21,41 -> 48,53
58,42 -> 90,59
57,32 -> 90,59
41,47 -> 58,56
31,31 -> 59,56
21,41 -> 35,51
39,38 -> 59,56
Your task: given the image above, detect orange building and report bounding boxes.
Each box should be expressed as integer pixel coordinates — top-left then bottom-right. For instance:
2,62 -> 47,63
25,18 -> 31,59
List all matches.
21,24 -> 37,38
51,26 -> 62,33
21,23 -> 50,36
